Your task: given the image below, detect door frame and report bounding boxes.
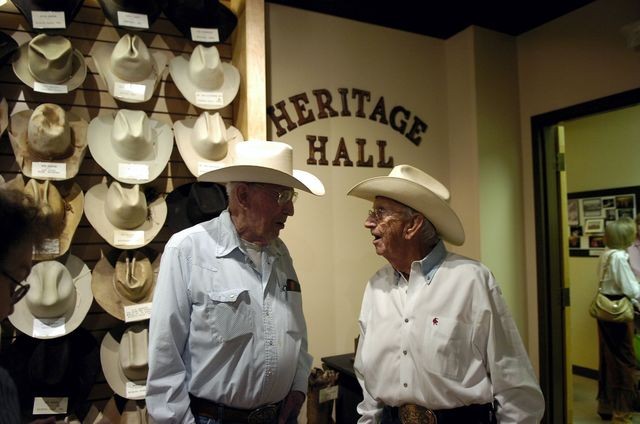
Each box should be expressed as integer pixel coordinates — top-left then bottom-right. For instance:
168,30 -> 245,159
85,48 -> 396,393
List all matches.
532,87 -> 640,423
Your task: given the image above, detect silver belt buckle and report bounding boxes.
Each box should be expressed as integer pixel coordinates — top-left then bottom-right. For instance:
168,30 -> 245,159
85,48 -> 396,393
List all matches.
247,404 -> 278,424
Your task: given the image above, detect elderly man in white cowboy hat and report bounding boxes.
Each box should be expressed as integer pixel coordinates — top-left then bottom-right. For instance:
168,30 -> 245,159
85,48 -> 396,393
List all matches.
147,140 -> 325,423
347,165 -> 545,424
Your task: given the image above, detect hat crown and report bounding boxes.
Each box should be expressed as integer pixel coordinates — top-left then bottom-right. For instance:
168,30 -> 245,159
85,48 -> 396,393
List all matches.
112,110 -> 154,161
105,182 -> 147,230
389,164 -> 450,201
25,261 -> 76,319
27,34 -> 73,84
192,111 -> 228,160
119,325 -> 149,381
110,34 -> 153,82
24,179 -> 65,237
233,140 -> 293,177
188,45 -> 223,90
113,253 -> 153,302
27,103 -> 73,160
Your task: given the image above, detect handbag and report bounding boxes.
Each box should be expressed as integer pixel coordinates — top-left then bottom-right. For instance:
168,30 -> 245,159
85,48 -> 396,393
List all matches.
589,252 -> 634,323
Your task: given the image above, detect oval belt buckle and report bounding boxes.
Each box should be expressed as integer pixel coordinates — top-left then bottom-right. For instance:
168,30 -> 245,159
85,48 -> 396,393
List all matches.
247,404 -> 277,424
399,404 -> 437,424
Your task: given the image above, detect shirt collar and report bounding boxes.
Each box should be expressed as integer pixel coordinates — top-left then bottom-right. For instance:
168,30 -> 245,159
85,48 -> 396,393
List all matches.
395,239 -> 447,284
215,209 -> 283,259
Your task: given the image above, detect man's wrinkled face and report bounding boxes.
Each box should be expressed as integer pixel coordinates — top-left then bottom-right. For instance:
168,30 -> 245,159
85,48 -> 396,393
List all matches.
244,183 -> 296,244
364,196 -> 411,264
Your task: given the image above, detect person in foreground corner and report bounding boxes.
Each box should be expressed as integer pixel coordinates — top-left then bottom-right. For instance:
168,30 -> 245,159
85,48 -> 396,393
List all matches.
346,164 -> 545,424
146,140 -> 325,423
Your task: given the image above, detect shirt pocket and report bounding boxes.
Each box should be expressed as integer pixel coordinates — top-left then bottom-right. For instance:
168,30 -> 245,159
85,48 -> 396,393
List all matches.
205,288 -> 254,343
422,316 -> 472,381
283,291 -> 304,338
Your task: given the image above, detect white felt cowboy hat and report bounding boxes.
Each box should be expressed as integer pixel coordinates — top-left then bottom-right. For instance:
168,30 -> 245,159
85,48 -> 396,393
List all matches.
174,111 -> 244,177
12,34 -> 87,91
92,34 -> 168,103
84,181 -> 167,250
8,103 -> 88,180
347,164 -> 465,246
199,140 -> 325,195
169,44 -> 240,110
87,110 -> 173,184
9,254 -> 93,339
100,322 -> 149,400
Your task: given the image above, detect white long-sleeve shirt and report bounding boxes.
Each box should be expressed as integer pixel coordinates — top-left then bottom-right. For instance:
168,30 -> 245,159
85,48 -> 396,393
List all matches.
354,241 -> 545,423
146,210 -> 312,423
598,248 -> 640,301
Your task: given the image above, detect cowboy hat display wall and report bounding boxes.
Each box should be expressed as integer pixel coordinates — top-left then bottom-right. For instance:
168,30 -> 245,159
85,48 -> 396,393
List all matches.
92,248 -> 161,321
97,0 -> 161,31
0,30 -> 18,65
92,34 -> 168,103
199,140 -> 326,196
9,254 -> 93,339
12,34 -> 87,91
174,111 -> 244,177
84,181 -> 167,250
87,110 -> 173,184
347,164 -> 466,246
169,44 -> 240,110
100,322 -> 149,400
8,103 -> 88,180
11,0 -> 85,33
161,0 -> 238,45
165,181 -> 227,232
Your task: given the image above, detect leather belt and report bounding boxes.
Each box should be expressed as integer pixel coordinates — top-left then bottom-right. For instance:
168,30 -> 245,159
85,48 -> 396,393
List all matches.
383,402 -> 496,424
189,394 -> 280,424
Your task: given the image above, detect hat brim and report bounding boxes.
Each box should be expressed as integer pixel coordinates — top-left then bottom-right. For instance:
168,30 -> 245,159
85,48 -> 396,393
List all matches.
87,113 -> 173,184
12,41 -> 87,91
84,182 -> 168,250
9,254 -> 93,339
8,109 -> 88,181
162,1 -> 238,44
347,176 -> 465,245
169,55 -> 240,110
100,325 -> 147,400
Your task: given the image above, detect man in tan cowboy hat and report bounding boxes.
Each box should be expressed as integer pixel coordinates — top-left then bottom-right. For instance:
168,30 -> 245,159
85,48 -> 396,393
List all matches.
347,165 -> 545,424
147,140 -> 325,423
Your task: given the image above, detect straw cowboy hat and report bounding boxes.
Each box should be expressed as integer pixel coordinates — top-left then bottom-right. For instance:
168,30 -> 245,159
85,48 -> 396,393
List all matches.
8,103 -> 88,181
199,140 -> 326,195
11,0 -> 85,33
92,34 -> 168,103
92,248 -> 161,321
100,322 -> 149,400
347,164 -> 465,246
9,254 -> 93,339
84,181 -> 167,250
88,110 -> 173,184
97,0 -> 161,30
12,34 -> 87,91
174,111 -> 244,177
165,181 -> 228,232
161,0 -> 238,44
169,44 -> 240,110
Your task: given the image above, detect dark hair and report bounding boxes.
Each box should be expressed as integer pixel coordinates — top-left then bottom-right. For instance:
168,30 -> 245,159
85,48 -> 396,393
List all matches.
0,188 -> 47,265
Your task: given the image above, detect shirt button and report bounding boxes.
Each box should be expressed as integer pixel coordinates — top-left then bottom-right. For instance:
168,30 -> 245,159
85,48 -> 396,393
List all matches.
403,350 -> 407,355
404,318 -> 409,323
403,383 -> 408,388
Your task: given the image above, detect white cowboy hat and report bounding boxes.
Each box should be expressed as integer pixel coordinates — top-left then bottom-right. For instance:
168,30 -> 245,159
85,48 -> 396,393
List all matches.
87,110 -> 173,184
12,34 -> 87,91
84,181 -> 167,250
100,322 -> 149,400
174,111 -> 244,177
347,164 -> 465,246
199,140 -> 325,195
92,34 -> 168,103
9,254 -> 93,339
8,103 -> 88,181
169,44 -> 240,110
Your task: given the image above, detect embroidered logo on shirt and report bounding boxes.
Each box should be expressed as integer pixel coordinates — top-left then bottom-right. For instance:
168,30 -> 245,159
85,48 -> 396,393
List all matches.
432,317 -> 438,326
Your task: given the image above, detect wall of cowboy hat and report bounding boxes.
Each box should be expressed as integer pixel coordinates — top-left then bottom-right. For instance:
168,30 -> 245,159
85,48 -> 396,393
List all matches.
0,0 -> 247,421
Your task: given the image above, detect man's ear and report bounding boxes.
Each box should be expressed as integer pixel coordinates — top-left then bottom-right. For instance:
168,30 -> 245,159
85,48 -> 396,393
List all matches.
404,214 -> 425,240
235,183 -> 251,209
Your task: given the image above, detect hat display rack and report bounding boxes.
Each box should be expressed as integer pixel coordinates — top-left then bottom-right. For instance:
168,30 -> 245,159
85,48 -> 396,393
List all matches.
0,0 -> 262,421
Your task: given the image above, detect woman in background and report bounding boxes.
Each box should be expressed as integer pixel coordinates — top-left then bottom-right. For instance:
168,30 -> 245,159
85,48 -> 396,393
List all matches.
626,213 -> 640,279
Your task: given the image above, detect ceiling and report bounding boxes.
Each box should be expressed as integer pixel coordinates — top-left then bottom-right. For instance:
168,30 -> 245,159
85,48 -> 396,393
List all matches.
265,0 -> 597,39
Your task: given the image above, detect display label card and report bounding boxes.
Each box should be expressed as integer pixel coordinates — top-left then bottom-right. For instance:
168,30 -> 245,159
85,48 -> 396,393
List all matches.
118,163 -> 149,180
197,162 -> 223,176
195,91 -> 224,107
33,317 -> 66,338
114,82 -> 146,102
124,303 -> 152,322
0,0 -> 7,6
125,382 -> 147,399
33,82 -> 68,94
114,230 -> 144,247
31,161 -> 67,179
117,11 -> 149,29
319,385 -> 339,403
33,397 -> 68,415
32,11 -> 66,29
34,238 -> 60,255
191,27 -> 220,43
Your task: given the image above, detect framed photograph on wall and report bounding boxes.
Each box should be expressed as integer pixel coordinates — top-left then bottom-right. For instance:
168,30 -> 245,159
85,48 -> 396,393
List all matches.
602,196 -> 615,208
584,218 -> 604,233
567,199 -> 579,226
582,198 -> 603,218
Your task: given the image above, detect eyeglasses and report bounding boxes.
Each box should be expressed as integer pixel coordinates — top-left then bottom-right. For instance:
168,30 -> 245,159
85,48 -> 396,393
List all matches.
367,207 -> 404,223
253,184 -> 298,206
1,269 -> 30,305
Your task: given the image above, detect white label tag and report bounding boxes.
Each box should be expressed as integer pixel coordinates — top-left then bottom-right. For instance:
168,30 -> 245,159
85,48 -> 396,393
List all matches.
33,238 -> 60,255
118,163 -> 149,180
31,161 -> 67,179
114,230 -> 145,246
197,161 -> 223,176
117,11 -> 149,29
190,27 -> 220,43
33,397 -> 68,415
33,82 -> 68,94
124,302 -> 152,322
31,11 -> 66,29
319,385 -> 339,403
0,0 -> 8,6
33,317 -> 66,338
125,382 -> 147,399
195,91 -> 224,107
114,82 -> 147,101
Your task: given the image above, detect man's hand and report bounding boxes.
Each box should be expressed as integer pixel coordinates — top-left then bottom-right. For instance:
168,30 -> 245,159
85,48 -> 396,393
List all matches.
278,390 -> 305,424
